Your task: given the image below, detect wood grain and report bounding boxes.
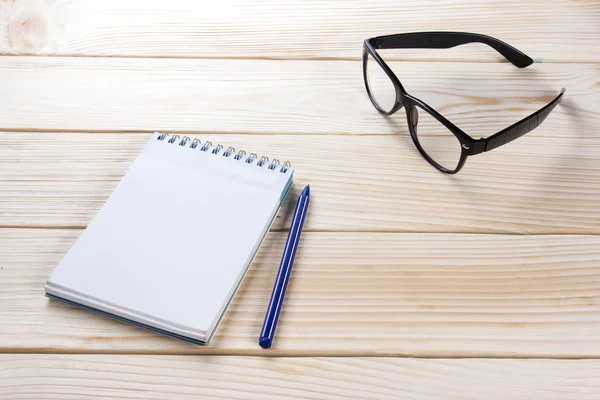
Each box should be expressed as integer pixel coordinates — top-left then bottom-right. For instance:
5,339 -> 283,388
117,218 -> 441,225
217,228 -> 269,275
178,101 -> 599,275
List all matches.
0,57 -> 595,135
2,133 -> 599,234
1,355 -> 599,400
0,0 -> 599,393
0,0 -> 598,62
1,228 -> 599,356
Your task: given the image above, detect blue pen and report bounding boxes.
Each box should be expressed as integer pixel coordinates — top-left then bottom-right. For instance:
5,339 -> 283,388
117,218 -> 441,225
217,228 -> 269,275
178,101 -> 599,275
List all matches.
259,185 -> 310,349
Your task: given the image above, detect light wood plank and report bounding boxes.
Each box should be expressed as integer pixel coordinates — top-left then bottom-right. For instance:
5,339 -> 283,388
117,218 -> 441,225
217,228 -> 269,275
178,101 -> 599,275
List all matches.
0,0 -> 598,62
2,133 -> 599,234
1,229 -> 599,356
0,57 -> 595,135
1,355 -> 599,400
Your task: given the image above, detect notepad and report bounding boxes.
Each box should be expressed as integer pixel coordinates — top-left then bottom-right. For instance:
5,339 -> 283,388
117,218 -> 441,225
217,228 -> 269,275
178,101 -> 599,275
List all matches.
45,133 -> 294,345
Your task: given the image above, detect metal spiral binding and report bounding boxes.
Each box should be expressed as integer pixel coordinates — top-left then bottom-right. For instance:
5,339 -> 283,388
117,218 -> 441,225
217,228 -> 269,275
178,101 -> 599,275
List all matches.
257,156 -> 269,167
234,150 -> 246,160
246,153 -> 257,164
268,159 -> 280,170
155,133 -> 291,173
223,147 -> 236,157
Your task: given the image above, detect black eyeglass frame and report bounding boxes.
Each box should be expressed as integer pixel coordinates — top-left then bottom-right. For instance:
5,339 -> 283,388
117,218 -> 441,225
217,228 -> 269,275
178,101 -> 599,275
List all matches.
363,32 -> 565,174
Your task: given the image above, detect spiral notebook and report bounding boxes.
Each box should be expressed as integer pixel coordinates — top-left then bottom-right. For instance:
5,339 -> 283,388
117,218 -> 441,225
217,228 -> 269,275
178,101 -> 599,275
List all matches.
45,133 -> 294,345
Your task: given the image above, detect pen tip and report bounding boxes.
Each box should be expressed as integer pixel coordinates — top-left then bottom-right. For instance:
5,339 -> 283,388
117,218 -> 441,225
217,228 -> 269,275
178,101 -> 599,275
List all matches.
302,185 -> 310,196
259,337 -> 272,349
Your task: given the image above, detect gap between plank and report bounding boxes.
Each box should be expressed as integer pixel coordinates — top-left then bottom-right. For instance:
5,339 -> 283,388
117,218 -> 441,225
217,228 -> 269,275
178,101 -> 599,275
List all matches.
0,53 -> 556,63
0,128 -> 384,136
0,52 -> 598,64
0,128 -> 583,140
1,347 -> 599,360
3,225 -> 600,236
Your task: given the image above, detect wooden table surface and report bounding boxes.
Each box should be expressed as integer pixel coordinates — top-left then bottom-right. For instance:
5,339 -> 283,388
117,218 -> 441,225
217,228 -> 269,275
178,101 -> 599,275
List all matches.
1,1 -> 599,398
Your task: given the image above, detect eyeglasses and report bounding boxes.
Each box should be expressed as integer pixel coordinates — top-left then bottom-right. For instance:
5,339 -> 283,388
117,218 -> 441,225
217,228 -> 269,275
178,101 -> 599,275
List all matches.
363,32 -> 565,174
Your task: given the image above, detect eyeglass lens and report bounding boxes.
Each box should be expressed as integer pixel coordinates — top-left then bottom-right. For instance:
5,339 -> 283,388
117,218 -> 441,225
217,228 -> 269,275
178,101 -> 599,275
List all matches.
410,105 -> 463,171
365,53 -> 396,113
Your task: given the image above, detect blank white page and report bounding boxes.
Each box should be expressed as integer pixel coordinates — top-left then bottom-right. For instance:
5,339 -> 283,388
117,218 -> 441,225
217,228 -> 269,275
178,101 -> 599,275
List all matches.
46,133 -> 294,343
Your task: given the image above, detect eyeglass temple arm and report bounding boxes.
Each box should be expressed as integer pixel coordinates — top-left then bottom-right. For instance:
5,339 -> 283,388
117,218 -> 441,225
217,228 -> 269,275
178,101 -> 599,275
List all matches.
480,88 -> 566,153
372,32 -> 533,68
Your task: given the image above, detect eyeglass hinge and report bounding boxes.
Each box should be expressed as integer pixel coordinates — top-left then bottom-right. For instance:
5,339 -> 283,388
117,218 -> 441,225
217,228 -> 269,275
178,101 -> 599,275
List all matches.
470,139 -> 487,155
372,38 -> 384,49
